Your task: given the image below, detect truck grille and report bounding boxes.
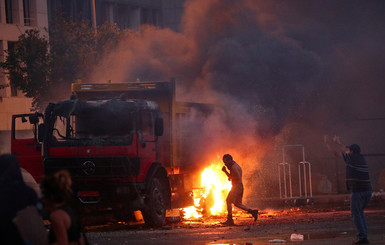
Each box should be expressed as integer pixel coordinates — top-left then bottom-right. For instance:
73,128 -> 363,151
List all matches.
44,157 -> 140,178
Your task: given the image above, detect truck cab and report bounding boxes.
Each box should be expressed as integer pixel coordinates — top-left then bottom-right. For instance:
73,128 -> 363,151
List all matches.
12,97 -> 170,227
11,80 -> 208,227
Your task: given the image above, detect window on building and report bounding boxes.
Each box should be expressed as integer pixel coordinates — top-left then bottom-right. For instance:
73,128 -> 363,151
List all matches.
141,8 -> 159,26
100,2 -> 114,25
7,41 -> 18,96
0,40 -> 4,62
117,4 -> 130,29
7,41 -> 16,51
23,0 -> 31,26
11,84 -> 18,96
0,40 -> 5,97
5,0 -> 13,24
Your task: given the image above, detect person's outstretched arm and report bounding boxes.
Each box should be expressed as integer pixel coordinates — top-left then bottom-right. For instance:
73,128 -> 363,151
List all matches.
332,135 -> 346,152
324,135 -> 344,159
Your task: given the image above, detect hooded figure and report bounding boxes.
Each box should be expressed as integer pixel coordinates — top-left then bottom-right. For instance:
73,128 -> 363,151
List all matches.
0,154 -> 38,245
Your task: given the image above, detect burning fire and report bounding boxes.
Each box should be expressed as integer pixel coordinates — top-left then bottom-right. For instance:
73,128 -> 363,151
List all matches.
182,160 -> 232,219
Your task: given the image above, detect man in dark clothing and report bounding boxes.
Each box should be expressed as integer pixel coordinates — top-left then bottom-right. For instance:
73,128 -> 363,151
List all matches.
221,154 -> 258,225
0,154 -> 39,245
325,136 -> 372,245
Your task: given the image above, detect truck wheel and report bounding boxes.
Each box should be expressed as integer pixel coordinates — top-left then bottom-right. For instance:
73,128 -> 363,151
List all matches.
142,177 -> 166,227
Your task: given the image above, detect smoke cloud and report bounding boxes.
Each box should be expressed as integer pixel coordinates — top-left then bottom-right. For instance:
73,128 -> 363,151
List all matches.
89,0 -> 385,199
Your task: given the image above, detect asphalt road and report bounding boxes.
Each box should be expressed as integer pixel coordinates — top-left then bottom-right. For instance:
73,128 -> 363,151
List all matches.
85,205 -> 385,245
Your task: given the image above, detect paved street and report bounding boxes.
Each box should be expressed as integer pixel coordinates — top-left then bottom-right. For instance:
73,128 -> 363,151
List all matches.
85,202 -> 385,245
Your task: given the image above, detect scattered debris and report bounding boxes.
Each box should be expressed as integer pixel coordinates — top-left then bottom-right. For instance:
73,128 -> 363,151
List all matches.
290,233 -> 304,241
268,239 -> 287,243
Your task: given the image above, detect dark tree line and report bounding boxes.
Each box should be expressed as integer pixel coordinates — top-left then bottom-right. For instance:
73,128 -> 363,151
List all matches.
1,16 -> 127,110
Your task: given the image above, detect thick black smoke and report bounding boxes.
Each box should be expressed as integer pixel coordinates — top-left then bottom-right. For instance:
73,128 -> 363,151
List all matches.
90,0 -> 385,199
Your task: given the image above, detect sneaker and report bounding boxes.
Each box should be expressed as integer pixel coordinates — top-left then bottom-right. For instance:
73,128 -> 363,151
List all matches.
353,238 -> 370,244
221,219 -> 235,226
250,209 -> 259,221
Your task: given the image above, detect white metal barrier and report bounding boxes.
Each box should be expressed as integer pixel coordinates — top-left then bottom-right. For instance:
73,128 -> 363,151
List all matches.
278,145 -> 313,199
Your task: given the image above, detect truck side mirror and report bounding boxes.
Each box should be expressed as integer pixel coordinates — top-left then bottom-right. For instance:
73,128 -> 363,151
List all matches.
29,114 -> 39,124
37,124 -> 45,142
155,118 -> 163,136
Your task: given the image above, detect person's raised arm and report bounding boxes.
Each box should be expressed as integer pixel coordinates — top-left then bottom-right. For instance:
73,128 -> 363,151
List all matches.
332,135 -> 347,152
324,135 -> 344,159
324,135 -> 333,152
222,166 -> 230,178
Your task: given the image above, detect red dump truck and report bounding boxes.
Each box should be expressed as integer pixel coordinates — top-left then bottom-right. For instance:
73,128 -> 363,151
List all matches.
11,80 -> 208,227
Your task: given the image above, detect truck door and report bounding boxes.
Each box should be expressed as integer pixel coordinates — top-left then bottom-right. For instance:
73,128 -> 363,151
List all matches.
11,113 -> 44,183
137,110 -> 157,181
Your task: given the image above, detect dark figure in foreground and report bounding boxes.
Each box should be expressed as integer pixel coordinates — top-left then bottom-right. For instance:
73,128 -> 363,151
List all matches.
0,154 -> 38,244
41,170 -> 84,245
325,135 -> 372,245
221,154 -> 258,225
0,154 -> 38,245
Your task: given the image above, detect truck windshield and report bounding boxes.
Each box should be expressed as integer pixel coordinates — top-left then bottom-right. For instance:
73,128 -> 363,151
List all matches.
51,99 -> 135,144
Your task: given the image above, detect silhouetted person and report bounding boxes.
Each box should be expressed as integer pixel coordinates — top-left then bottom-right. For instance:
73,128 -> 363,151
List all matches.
40,170 -> 84,245
221,154 -> 258,225
0,154 -> 38,245
325,135 -> 372,244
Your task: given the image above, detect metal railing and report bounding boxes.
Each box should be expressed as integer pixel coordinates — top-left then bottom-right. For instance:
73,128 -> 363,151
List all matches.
278,145 -> 313,199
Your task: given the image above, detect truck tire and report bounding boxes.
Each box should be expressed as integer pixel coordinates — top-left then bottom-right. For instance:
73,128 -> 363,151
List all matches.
142,177 -> 166,227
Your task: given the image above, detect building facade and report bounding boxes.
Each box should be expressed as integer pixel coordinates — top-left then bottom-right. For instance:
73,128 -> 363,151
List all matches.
47,0 -> 186,32
0,0 -> 48,153
0,0 -> 185,153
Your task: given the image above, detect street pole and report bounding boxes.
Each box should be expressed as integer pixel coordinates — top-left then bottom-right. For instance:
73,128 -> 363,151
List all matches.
91,0 -> 97,34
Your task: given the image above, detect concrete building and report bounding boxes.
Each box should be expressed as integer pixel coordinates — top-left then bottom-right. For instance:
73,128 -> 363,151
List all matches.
0,0 -> 186,152
161,0 -> 185,32
0,0 -> 48,152
47,0 -> 186,32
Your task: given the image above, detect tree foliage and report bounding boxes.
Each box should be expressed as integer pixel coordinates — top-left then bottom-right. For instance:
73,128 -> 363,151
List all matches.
49,16 -> 126,91
0,29 -> 50,107
0,17 -> 126,110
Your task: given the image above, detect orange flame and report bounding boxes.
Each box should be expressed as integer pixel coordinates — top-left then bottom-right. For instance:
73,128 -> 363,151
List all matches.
182,159 -> 231,219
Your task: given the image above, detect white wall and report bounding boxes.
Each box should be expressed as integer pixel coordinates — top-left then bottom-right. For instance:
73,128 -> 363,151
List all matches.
0,0 -> 48,131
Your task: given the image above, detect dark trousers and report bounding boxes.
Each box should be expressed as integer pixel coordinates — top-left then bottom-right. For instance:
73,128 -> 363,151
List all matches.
350,191 -> 372,239
226,184 -> 251,219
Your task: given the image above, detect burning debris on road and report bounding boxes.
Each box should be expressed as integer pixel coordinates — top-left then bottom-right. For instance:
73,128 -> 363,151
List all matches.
181,160 -> 232,220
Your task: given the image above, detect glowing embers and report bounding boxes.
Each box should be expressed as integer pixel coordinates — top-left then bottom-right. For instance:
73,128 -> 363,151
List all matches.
181,161 -> 232,219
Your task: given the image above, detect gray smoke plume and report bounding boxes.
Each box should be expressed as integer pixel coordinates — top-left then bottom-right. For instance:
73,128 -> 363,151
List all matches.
90,0 -> 385,199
